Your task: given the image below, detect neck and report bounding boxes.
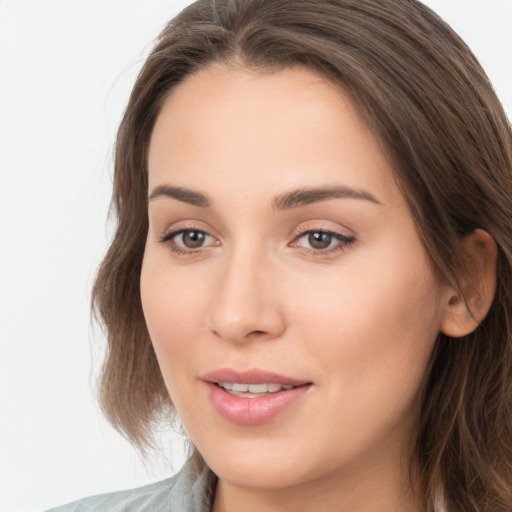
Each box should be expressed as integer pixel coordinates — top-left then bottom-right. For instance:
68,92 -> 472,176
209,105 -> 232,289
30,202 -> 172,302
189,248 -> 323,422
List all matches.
212,454 -> 426,512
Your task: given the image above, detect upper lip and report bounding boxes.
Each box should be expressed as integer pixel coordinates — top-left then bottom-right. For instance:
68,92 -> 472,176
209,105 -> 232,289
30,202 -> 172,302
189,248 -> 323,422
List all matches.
201,368 -> 311,386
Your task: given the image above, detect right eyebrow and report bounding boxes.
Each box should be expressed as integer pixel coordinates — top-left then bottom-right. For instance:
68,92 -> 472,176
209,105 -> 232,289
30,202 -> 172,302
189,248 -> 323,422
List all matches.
148,185 -> 211,208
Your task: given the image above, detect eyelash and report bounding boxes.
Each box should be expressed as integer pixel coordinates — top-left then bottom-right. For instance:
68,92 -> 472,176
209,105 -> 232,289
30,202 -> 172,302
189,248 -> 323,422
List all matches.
158,227 -> 356,256
292,228 -> 356,256
158,229 -> 217,256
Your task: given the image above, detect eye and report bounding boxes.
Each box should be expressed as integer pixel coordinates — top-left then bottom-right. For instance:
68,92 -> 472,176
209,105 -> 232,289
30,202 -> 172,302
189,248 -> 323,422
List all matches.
303,231 -> 335,250
176,230 -> 209,249
159,228 -> 218,254
293,229 -> 355,254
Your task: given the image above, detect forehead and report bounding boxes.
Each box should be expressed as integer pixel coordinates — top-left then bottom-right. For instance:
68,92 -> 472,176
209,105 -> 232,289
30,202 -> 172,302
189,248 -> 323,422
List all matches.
147,64 -> 404,209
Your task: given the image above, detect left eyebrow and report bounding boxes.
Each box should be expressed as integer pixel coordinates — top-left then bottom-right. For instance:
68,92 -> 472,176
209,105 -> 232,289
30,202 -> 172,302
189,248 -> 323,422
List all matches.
272,186 -> 382,211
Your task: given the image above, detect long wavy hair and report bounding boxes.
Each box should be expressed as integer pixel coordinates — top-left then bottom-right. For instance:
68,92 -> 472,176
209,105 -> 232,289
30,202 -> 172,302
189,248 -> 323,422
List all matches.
92,1 -> 512,510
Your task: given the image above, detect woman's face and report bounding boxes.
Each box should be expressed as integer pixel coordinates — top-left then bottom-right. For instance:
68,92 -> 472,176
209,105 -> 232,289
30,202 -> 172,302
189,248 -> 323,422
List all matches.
141,65 -> 450,493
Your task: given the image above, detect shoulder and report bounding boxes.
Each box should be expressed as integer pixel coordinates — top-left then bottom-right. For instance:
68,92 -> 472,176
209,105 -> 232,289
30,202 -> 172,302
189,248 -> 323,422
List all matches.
44,458 -> 216,512
44,477 -> 177,512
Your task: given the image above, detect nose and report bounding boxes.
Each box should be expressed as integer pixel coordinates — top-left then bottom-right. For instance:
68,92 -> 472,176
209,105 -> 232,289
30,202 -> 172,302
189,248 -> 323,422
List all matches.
209,248 -> 286,344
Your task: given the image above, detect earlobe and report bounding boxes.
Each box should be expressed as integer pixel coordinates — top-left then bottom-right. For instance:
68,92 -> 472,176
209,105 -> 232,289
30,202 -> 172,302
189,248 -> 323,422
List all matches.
440,229 -> 498,338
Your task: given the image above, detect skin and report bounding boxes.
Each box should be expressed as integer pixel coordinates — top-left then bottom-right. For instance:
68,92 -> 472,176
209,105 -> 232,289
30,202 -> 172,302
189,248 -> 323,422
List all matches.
141,64 -> 457,512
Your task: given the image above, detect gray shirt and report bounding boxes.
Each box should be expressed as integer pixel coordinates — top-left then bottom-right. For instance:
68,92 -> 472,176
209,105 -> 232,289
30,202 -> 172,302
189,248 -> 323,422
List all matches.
45,459 -> 216,512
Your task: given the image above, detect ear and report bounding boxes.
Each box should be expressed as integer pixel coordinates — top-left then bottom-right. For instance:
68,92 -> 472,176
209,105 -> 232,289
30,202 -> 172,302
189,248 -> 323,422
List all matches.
440,229 -> 498,338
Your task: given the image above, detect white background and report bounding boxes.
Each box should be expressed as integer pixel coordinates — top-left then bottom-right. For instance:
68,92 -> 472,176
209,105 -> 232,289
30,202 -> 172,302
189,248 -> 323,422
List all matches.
0,1 -> 511,511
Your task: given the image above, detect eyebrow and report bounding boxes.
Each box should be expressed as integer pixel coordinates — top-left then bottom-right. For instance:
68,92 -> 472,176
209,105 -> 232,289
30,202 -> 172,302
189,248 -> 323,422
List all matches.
272,186 -> 381,210
148,185 -> 211,208
148,184 -> 381,209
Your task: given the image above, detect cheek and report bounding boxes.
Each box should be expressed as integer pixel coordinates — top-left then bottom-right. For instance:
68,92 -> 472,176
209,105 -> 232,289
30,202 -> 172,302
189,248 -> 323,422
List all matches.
140,249 -> 211,377
287,251 -> 443,389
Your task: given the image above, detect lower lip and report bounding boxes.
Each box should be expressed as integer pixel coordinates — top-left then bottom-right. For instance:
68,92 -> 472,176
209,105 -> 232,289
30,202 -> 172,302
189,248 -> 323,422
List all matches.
205,382 -> 311,425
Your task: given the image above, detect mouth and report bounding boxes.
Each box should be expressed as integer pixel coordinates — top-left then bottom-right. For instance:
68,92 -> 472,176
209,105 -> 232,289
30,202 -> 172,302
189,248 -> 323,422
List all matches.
201,368 -> 312,425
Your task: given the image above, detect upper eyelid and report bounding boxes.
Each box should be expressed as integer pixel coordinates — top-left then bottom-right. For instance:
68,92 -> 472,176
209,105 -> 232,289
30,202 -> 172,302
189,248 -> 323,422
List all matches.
293,229 -> 355,246
158,220 -> 217,239
159,223 -> 353,236
293,221 -> 355,238
160,227 -> 214,242
157,222 -> 356,245
296,230 -> 351,240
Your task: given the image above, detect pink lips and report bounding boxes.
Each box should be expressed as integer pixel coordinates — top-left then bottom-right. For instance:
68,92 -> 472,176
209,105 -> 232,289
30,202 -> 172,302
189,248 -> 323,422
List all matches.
201,368 -> 312,425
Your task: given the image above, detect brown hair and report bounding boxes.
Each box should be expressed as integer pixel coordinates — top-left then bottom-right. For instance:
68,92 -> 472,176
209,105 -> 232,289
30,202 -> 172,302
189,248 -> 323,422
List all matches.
92,1 -> 512,510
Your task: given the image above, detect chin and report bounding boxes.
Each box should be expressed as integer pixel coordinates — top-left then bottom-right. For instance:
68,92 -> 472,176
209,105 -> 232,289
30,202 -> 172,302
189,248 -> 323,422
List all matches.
198,438 -> 327,492
211,459 -> 308,491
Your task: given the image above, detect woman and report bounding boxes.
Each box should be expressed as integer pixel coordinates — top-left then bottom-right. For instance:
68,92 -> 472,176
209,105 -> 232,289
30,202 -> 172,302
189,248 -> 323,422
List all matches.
47,0 -> 512,511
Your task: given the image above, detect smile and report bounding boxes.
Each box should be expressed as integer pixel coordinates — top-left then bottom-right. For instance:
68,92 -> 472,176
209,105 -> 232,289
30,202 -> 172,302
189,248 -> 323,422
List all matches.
201,369 -> 312,425
216,382 -> 295,398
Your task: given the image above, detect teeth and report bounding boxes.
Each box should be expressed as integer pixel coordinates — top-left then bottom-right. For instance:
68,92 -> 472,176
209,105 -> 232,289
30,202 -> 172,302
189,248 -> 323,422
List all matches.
217,382 -> 296,396
247,383 -> 268,393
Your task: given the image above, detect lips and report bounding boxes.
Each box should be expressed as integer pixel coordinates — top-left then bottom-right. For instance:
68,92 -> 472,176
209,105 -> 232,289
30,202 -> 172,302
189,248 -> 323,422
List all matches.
201,368 -> 312,425
202,368 -> 309,386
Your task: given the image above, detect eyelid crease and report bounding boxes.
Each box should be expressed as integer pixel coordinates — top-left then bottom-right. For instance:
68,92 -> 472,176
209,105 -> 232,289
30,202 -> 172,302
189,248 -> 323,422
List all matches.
158,227 -> 214,244
157,225 -> 356,258
292,228 -> 355,251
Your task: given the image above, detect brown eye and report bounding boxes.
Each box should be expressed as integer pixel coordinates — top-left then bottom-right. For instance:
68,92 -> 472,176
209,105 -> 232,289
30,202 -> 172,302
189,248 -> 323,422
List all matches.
293,229 -> 355,254
179,230 -> 207,248
159,227 -> 218,255
308,232 -> 333,250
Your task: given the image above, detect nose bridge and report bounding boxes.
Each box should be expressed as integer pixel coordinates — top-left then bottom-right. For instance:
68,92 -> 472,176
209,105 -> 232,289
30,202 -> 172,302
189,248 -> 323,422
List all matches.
209,240 -> 284,343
